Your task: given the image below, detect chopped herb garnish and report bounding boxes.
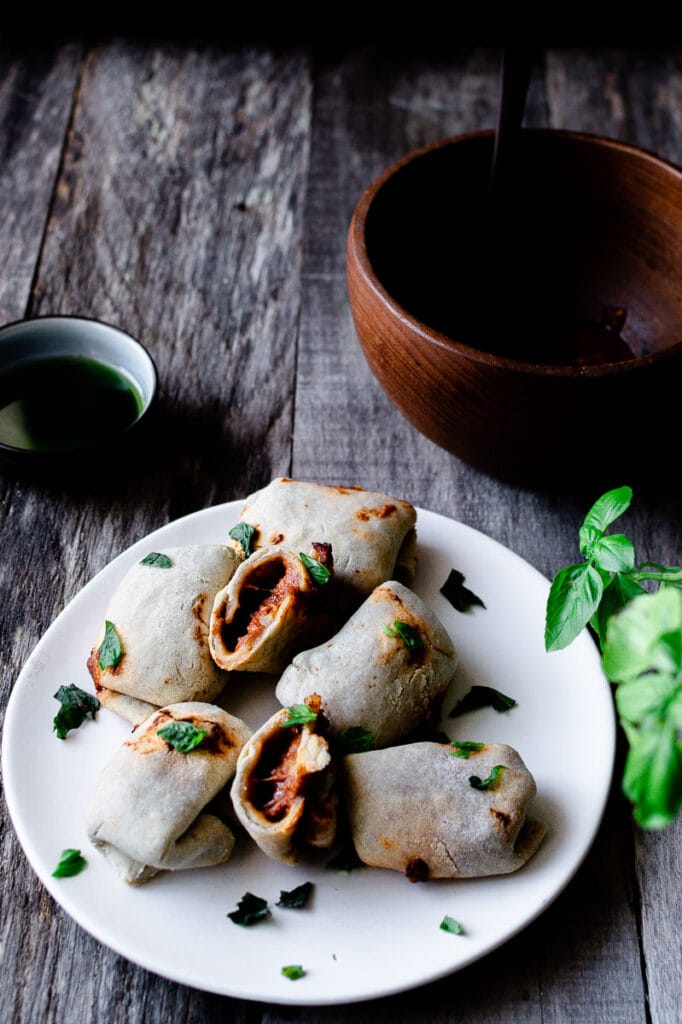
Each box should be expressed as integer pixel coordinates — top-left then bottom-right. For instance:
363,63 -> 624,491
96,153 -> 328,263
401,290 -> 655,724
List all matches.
299,551 -> 332,586
338,725 -> 373,754
325,843 -> 364,872
52,684 -> 100,739
52,849 -> 87,878
229,522 -> 256,558
277,881 -> 314,909
281,704 -> 318,728
440,915 -> 464,935
469,765 -> 507,790
381,620 -> 424,652
227,892 -> 270,926
449,685 -> 517,717
139,551 -> 173,568
440,569 -> 486,612
281,964 -> 305,980
157,721 -> 207,752
449,740 -> 485,759
97,620 -> 123,671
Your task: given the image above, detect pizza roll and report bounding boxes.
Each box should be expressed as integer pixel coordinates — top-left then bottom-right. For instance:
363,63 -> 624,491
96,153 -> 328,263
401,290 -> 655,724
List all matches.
342,741 -> 546,880
87,545 -> 239,718
276,580 -> 457,747
209,545 -> 333,674
229,477 -> 417,605
85,703 -> 252,884
230,696 -> 337,865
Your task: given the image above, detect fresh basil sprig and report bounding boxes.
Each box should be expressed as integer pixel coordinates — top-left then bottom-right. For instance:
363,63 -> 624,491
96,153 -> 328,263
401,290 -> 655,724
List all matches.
545,485 -> 682,828
338,725 -> 373,754
449,740 -> 485,759
544,486 -> 682,653
440,915 -> 464,935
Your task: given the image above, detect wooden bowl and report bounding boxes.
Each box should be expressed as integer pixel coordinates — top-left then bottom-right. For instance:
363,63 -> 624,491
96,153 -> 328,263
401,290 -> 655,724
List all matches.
347,129 -> 682,484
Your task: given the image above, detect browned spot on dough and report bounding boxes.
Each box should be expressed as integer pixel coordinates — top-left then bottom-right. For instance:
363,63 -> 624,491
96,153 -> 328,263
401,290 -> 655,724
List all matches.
332,485 -> 364,494
379,835 -> 396,850
405,857 -> 430,883
270,532 -> 284,544
490,807 -> 512,830
86,648 -> 101,685
355,503 -> 397,521
192,593 -> 208,624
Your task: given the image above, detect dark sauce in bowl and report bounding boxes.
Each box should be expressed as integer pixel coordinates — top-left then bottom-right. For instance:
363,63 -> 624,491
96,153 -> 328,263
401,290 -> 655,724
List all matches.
0,356 -> 145,454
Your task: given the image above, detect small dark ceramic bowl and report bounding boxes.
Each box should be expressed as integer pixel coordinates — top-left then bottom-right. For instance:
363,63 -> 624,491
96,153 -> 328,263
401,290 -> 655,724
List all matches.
0,315 -> 157,470
347,129 -> 682,483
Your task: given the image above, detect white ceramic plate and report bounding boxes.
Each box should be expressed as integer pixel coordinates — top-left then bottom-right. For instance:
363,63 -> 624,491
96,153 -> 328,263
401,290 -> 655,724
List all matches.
2,502 -> 615,1006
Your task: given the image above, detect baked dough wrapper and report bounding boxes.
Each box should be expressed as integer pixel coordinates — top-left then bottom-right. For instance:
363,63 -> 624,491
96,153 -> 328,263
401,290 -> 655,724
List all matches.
230,699 -> 337,865
86,702 -> 252,884
276,580 -> 457,747
88,545 -> 240,720
230,477 -> 418,604
342,741 -> 546,880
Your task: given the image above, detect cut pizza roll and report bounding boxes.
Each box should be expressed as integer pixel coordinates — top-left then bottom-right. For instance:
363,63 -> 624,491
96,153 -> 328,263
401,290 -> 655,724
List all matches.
85,702 -> 252,884
228,477 -> 418,606
230,696 -> 337,865
209,545 -> 334,674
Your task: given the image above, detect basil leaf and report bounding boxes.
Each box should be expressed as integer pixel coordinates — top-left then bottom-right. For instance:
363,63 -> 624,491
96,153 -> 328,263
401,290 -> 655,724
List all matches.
440,915 -> 464,935
52,684 -> 100,739
281,965 -> 305,980
594,573 -> 646,643
299,551 -> 331,586
590,534 -> 636,573
449,686 -> 517,717
623,724 -> 682,829
603,589 -> 682,683
338,726 -> 373,754
157,721 -> 207,752
381,620 -> 423,652
52,848 -> 87,878
139,551 -> 173,568
98,620 -> 123,670
449,740 -> 485,759
227,892 -> 270,925
469,765 -> 507,790
277,881 -> 314,909
615,672 -> 681,727
229,522 -> 256,558
544,563 -> 604,652
281,704 -> 318,728
581,485 -> 633,536
440,569 -> 486,612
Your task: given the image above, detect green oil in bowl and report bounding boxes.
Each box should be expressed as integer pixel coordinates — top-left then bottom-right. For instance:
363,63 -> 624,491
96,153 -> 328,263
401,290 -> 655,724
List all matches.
0,356 -> 145,453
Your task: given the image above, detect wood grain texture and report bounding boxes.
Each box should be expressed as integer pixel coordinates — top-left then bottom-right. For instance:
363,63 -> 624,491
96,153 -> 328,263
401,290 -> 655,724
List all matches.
0,40 -> 680,1024
0,42 -> 81,324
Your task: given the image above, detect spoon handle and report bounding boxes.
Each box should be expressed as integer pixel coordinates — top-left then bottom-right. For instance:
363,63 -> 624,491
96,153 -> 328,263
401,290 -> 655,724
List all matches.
489,45 -> 534,212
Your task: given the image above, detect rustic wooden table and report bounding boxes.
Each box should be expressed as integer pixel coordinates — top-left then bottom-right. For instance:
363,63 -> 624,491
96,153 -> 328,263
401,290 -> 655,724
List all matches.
1,31 -> 680,1024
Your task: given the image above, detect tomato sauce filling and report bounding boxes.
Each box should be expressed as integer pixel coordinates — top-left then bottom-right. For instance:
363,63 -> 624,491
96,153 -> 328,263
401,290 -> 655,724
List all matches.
221,557 -> 299,652
250,729 -> 305,822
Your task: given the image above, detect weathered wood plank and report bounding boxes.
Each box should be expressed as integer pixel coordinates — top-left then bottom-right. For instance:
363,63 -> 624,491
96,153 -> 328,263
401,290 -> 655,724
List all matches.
0,42 -> 81,324
0,40 -> 312,1024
